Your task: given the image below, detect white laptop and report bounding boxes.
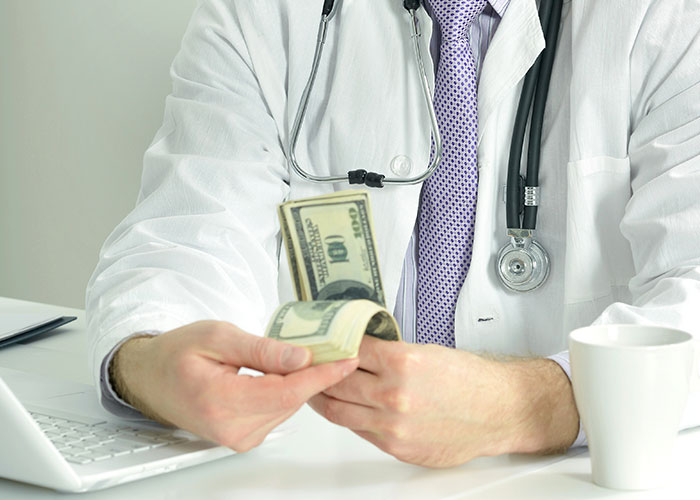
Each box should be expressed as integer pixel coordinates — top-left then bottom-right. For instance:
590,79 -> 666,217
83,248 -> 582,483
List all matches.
0,367 -> 286,492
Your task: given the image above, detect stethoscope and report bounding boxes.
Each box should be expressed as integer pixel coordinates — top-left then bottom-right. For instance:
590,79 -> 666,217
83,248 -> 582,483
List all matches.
290,0 -> 441,188
290,0 -> 563,292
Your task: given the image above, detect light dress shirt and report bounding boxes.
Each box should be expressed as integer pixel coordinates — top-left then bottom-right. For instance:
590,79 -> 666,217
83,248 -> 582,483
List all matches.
395,0 -> 511,345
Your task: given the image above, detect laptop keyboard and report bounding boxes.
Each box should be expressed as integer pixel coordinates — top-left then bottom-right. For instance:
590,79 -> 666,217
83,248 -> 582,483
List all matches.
30,411 -> 188,465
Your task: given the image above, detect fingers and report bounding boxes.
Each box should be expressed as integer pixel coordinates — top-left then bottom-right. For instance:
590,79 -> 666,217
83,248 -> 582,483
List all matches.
308,393 -> 376,432
124,321 -> 359,454
357,335 -> 409,374
198,359 -> 360,452
201,406 -> 297,452
229,407 -> 299,452
322,368 -> 380,407
204,359 -> 358,451
236,357 -> 360,414
140,322 -> 364,454
356,336 -> 386,374
278,357 -> 361,406
195,321 -> 313,374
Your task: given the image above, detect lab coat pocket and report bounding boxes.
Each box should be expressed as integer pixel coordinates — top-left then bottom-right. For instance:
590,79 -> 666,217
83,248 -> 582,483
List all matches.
564,156 -> 635,304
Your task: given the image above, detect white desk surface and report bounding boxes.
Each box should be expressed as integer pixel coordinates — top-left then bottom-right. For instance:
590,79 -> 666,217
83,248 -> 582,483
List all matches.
1,296 -> 700,499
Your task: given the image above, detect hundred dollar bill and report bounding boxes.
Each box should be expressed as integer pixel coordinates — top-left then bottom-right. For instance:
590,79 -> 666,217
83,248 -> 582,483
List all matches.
278,190 -> 386,306
265,300 -> 400,365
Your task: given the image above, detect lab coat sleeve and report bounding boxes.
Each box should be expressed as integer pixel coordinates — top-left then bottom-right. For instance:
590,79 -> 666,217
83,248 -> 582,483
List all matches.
99,334 -> 156,420
555,7 -> 700,436
85,0 -> 290,402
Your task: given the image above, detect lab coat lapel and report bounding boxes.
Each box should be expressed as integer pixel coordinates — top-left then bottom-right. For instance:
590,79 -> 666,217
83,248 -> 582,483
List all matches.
477,0 -> 545,145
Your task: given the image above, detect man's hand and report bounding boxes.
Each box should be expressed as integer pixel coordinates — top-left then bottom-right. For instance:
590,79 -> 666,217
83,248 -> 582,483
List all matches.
111,320 -> 359,452
308,337 -> 579,468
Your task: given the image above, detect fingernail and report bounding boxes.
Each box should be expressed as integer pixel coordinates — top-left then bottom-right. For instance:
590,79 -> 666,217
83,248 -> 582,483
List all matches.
281,346 -> 310,370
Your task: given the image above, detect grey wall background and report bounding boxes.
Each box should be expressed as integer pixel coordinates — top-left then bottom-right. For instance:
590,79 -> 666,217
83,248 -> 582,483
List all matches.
1,1 -> 198,308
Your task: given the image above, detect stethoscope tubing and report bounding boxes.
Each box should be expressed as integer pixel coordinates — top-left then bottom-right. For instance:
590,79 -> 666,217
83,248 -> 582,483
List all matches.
523,0 -> 563,230
506,0 -> 563,231
288,1 -> 443,187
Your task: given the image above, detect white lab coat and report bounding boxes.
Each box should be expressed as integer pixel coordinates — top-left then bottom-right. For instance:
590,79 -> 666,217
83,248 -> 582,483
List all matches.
86,0 -> 700,429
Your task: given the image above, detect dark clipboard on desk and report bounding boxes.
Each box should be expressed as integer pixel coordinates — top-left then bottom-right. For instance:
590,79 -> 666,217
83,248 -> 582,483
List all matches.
0,314 -> 77,348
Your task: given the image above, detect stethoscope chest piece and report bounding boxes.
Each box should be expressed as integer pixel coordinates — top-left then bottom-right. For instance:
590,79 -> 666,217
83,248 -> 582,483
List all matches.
496,230 -> 550,292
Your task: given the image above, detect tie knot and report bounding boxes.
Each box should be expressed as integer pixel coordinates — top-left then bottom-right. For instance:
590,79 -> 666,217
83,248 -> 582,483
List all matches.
427,0 -> 489,43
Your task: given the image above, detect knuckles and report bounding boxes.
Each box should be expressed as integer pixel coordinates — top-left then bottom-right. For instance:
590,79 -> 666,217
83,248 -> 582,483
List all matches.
375,346 -> 422,413
385,346 -> 422,377
381,418 -> 412,444
379,387 -> 413,414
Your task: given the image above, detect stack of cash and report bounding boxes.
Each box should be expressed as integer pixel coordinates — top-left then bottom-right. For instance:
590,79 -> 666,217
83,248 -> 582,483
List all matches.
265,299 -> 398,364
277,190 -> 386,305
265,191 -> 400,364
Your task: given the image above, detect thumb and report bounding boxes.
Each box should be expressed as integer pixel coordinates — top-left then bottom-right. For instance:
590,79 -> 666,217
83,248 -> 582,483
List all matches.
202,324 -> 312,374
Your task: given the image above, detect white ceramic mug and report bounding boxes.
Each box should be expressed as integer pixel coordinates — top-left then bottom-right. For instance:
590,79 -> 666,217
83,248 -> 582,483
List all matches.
569,324 -> 696,490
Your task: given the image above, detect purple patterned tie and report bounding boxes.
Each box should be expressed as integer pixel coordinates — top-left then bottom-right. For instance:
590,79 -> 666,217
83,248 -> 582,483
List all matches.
416,0 -> 488,347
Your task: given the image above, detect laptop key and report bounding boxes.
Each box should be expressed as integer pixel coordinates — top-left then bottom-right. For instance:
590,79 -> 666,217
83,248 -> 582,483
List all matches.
84,451 -> 112,462
70,424 -> 93,434
145,440 -> 170,449
62,431 -> 84,440
103,443 -> 135,456
115,434 -> 162,446
156,436 -> 189,444
113,426 -> 141,434
136,429 -> 174,439
93,431 -> 119,440
81,438 -> 106,449
50,417 -> 70,424
54,438 -> 84,448
54,422 -> 76,432
68,449 -> 90,456
110,438 -> 152,453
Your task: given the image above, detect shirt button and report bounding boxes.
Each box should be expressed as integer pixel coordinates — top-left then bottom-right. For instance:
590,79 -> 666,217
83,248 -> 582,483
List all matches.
390,155 -> 413,177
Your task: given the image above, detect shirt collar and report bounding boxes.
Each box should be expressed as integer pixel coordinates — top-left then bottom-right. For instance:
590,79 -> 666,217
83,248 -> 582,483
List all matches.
422,0 -> 510,19
489,0 -> 511,18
